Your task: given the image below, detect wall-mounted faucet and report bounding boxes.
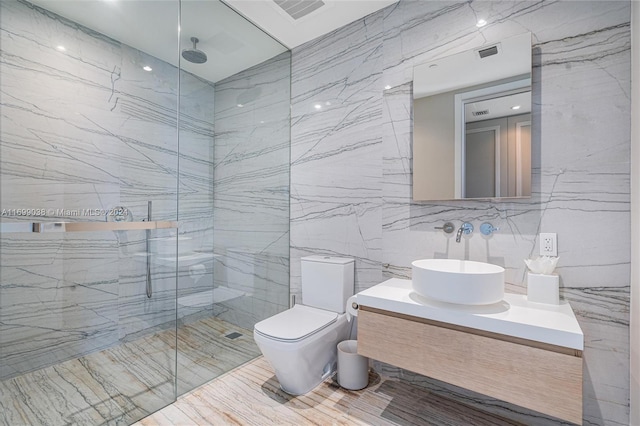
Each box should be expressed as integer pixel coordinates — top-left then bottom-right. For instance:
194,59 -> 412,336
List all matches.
456,222 -> 473,242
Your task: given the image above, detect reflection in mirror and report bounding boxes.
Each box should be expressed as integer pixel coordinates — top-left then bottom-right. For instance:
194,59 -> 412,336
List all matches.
459,82 -> 531,198
412,33 -> 532,201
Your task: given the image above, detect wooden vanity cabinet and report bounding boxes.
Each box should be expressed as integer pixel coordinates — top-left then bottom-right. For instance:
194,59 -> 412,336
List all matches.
357,306 -> 583,425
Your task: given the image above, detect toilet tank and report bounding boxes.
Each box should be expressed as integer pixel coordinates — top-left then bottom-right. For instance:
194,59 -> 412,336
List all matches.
301,256 -> 354,313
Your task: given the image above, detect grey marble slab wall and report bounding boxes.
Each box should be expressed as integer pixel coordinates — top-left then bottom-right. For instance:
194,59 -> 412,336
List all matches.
212,52 -> 291,330
290,11 -> 384,299
291,1 -> 631,424
0,0 -> 131,379
0,0 -> 214,379
173,70 -> 215,327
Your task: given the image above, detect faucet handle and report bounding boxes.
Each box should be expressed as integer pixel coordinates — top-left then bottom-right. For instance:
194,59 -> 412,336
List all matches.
460,222 -> 474,235
434,222 -> 455,234
480,222 -> 499,236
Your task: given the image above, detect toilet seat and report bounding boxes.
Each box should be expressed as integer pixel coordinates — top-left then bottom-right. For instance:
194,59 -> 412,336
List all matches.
254,304 -> 337,343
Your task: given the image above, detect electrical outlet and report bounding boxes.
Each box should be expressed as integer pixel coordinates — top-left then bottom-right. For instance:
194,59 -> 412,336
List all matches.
539,233 -> 557,256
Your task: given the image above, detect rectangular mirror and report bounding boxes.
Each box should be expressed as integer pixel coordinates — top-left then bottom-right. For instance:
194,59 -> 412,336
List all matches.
412,33 -> 532,201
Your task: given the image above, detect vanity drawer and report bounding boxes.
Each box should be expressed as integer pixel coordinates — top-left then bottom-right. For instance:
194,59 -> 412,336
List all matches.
357,306 -> 583,424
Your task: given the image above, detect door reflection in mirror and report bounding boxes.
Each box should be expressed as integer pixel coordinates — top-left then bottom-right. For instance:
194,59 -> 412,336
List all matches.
463,89 -> 531,198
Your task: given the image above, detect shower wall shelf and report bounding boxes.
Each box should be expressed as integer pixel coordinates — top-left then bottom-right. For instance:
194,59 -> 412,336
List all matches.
0,221 -> 178,233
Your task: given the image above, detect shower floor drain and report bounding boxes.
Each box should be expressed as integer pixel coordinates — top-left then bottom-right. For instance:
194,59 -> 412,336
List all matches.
225,332 -> 242,339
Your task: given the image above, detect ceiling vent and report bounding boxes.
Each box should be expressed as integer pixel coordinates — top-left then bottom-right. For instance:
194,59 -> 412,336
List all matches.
472,110 -> 490,116
478,45 -> 499,59
274,0 -> 325,20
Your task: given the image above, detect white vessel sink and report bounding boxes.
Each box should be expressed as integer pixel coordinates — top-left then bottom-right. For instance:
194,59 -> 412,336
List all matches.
411,259 -> 505,305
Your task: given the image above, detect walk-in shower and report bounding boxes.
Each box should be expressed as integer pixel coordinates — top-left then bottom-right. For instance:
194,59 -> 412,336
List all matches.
0,1 -> 290,424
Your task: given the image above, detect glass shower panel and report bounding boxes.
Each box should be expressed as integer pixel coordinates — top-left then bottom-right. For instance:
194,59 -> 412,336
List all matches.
0,226 -> 178,425
0,1 -> 180,424
176,0 -> 290,394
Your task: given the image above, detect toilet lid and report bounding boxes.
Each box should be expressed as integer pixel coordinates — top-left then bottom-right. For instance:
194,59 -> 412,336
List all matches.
254,304 -> 338,342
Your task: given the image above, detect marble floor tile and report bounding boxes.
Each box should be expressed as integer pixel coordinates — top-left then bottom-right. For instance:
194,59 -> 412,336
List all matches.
0,317 -> 258,426
137,357 -> 522,426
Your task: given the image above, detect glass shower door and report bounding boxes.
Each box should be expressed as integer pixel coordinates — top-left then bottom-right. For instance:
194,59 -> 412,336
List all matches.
175,0 -> 290,395
1,224 -> 179,425
0,1 -> 180,424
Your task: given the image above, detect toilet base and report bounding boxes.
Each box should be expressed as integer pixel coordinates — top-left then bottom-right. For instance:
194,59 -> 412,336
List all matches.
254,312 -> 350,395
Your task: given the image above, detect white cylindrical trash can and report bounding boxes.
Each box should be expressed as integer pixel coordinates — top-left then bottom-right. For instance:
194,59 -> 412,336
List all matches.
337,340 -> 369,390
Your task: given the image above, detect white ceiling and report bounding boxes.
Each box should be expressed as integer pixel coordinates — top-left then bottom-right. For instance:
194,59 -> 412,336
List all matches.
413,32 -> 532,99
225,0 -> 398,48
465,91 -> 532,123
29,0 -> 395,83
30,0 -> 287,83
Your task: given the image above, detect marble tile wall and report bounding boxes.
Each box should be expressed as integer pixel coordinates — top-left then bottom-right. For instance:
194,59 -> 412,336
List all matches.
290,10 -> 384,297
0,0 -> 215,379
212,52 -> 291,330
290,1 -> 631,424
176,67 -> 216,310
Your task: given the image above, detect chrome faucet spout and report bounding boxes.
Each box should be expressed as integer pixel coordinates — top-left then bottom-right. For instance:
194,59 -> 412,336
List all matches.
456,222 -> 474,243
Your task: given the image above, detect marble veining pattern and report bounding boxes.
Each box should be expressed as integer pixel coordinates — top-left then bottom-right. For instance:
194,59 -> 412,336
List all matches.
290,11 -> 384,298
290,1 -> 631,424
137,356 -> 522,426
213,53 -> 291,331
0,316 -> 259,426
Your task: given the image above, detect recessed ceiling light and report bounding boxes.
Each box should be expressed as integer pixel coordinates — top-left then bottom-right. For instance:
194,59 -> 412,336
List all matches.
260,120 -> 265,124
429,64 -> 438,69
237,104 -> 244,108
511,105 -> 521,110
56,45 -> 66,52
476,19 -> 487,28
384,85 -> 391,90
325,101 -> 331,106
142,65 -> 152,72
314,104 -> 322,110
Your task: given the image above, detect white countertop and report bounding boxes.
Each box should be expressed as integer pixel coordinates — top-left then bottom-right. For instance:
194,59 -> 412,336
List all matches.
356,278 -> 584,350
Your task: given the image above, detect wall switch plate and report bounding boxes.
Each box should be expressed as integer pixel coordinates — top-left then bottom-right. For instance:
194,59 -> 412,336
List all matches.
539,233 -> 557,257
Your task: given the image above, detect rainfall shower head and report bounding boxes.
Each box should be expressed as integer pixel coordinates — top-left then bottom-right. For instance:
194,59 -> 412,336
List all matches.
182,37 -> 207,64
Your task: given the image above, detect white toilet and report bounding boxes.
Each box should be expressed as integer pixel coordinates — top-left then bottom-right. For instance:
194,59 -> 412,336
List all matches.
253,255 -> 354,395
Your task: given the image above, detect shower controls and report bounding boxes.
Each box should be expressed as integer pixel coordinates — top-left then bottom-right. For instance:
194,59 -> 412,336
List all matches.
106,206 -> 132,222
